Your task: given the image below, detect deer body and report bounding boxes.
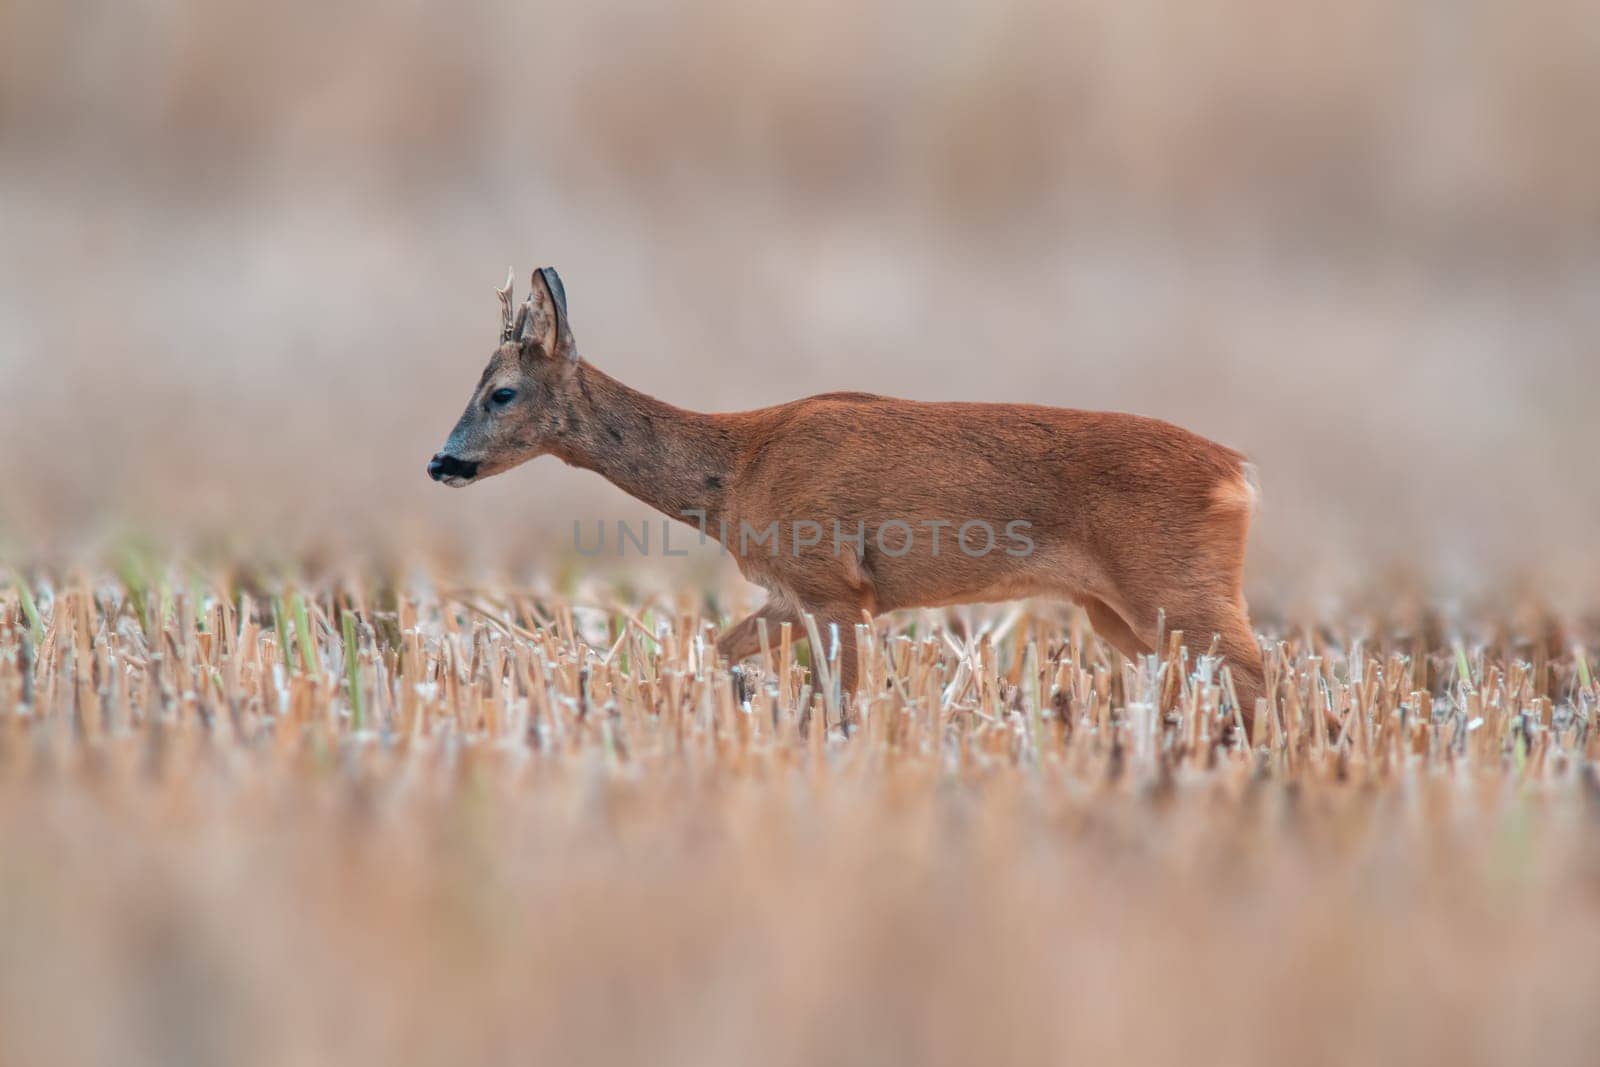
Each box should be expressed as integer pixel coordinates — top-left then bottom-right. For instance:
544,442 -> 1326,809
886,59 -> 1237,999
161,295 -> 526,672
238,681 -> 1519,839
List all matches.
430,269 -> 1266,725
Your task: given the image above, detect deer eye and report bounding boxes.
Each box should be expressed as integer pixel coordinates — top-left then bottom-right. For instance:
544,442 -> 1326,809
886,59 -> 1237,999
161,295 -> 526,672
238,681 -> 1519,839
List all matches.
490,388 -> 518,407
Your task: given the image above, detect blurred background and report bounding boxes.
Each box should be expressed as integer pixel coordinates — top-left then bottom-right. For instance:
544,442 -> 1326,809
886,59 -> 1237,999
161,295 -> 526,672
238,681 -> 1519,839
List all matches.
3,0 -> 1597,598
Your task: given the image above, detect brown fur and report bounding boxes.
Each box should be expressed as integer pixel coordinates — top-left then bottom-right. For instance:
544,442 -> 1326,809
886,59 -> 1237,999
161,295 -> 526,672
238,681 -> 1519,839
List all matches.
432,269 -> 1266,731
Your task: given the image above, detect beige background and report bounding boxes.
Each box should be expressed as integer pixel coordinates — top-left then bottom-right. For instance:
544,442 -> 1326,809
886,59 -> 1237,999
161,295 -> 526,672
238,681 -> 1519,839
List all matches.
3,0 -> 1597,600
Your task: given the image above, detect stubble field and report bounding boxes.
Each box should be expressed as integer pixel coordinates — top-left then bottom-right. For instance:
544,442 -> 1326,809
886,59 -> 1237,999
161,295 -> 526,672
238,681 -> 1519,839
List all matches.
2,563 -> 1598,1066
6,0 -> 1600,1062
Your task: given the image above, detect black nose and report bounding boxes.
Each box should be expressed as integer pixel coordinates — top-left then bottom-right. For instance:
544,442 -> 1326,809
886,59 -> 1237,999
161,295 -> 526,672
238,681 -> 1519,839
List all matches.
427,454 -> 480,482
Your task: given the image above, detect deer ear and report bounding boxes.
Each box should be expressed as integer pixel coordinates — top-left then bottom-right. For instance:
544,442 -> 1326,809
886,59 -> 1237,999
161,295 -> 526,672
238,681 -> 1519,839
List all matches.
539,267 -> 568,325
519,267 -> 576,362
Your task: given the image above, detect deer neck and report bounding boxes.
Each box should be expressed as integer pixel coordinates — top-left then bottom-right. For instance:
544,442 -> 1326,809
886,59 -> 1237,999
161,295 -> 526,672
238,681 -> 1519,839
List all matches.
552,362 -> 741,528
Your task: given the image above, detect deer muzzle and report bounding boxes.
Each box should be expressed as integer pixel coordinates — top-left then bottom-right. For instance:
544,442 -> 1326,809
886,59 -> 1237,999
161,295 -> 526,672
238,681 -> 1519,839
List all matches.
427,453 -> 480,485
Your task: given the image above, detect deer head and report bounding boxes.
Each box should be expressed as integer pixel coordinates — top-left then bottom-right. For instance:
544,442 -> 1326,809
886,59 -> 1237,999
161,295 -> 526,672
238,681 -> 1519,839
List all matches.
427,267 -> 579,487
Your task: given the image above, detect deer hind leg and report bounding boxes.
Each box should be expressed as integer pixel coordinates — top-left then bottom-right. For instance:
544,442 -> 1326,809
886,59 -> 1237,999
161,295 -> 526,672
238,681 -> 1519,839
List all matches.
1118,592 -> 1264,739
1165,599 -> 1266,717
1107,469 -> 1268,740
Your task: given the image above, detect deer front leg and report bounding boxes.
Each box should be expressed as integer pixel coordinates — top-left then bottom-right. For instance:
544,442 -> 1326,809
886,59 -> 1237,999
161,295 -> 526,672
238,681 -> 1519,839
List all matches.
715,599 -> 799,668
1079,596 -> 1153,665
801,607 -> 867,706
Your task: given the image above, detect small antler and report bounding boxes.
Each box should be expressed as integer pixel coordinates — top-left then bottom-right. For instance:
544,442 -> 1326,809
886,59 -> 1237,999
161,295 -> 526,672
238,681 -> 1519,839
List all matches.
496,267 -> 516,343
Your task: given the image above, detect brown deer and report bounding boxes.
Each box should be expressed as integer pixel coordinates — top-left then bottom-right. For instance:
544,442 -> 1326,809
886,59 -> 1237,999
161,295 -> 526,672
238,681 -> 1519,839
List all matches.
429,268 -> 1267,730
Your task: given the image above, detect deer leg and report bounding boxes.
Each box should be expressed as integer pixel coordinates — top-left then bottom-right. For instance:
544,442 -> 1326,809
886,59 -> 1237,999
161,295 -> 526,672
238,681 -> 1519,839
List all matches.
1079,596 -> 1153,665
792,610 -> 855,700
1143,598 -> 1265,741
715,599 -> 798,668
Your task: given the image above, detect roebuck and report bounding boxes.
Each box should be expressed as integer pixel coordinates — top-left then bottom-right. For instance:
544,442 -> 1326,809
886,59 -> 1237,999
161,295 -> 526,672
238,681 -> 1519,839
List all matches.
429,268 -> 1267,729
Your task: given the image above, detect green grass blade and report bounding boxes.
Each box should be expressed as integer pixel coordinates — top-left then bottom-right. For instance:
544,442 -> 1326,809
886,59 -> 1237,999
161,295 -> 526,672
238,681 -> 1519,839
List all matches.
15,579 -> 45,645
342,610 -> 366,732
272,595 -> 292,673
292,593 -> 317,675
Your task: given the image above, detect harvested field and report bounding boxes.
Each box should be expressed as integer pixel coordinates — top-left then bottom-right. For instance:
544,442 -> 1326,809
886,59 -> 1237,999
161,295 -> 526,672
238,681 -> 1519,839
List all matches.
2,568 -> 1597,1066
5,4 -> 1599,1061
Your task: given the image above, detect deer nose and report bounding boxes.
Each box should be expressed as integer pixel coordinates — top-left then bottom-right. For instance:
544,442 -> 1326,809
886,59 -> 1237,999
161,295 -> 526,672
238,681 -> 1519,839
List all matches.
427,454 -> 480,482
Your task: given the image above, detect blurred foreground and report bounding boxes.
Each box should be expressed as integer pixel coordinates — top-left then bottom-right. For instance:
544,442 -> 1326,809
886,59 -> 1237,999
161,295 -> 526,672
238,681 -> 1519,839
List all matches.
2,566 -> 1598,1066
